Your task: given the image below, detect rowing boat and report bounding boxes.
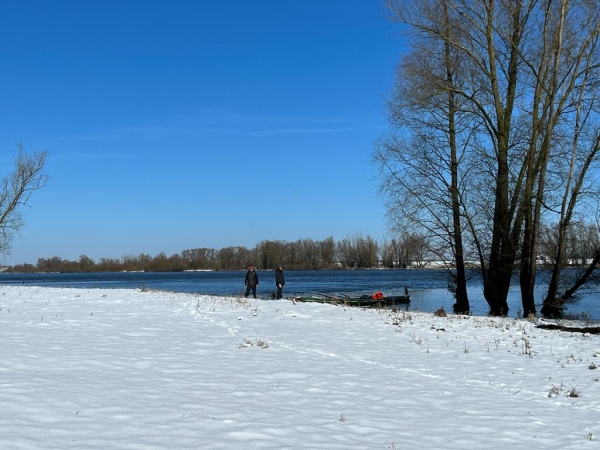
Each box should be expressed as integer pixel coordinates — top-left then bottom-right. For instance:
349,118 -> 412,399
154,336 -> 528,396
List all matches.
289,292 -> 410,308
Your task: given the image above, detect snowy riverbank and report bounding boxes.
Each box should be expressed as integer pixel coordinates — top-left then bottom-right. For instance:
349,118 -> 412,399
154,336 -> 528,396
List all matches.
1,286 -> 598,449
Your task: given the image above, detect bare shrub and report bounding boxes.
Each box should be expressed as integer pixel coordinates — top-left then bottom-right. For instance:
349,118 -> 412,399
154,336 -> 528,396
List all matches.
548,384 -> 563,397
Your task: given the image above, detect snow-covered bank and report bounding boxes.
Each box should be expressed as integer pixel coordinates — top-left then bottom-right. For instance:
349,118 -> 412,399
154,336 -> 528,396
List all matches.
0,286 -> 598,449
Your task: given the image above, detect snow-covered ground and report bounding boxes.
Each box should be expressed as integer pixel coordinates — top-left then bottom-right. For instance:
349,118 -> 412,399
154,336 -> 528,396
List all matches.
0,286 -> 598,449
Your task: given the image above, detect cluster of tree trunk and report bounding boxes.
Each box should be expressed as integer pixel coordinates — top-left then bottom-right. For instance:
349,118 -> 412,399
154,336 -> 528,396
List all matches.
375,0 -> 600,317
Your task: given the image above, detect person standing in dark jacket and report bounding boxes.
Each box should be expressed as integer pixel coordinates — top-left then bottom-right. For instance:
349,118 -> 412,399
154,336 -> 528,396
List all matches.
244,266 -> 259,299
275,265 -> 285,299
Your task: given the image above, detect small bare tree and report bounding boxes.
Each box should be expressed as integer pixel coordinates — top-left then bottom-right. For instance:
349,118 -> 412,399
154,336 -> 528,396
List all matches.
0,144 -> 49,255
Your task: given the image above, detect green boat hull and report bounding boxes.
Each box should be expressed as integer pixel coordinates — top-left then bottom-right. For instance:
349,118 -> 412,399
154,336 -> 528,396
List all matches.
290,294 -> 410,308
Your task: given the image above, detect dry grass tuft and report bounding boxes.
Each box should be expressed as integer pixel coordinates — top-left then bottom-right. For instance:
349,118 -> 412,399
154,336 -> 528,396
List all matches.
434,307 -> 447,317
239,337 -> 269,348
568,387 -> 581,398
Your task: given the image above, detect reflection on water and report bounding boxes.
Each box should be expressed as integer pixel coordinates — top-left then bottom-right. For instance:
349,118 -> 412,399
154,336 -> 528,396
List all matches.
0,269 -> 598,321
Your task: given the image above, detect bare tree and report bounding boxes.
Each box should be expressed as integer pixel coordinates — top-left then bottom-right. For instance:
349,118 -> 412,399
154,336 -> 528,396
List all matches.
379,238 -> 397,268
336,238 -> 356,268
257,240 -> 286,270
542,133 -> 600,314
376,0 -> 475,312
78,255 -> 96,272
0,144 -> 49,256
181,247 -> 218,270
216,246 -> 253,270
319,236 -> 337,268
351,234 -> 379,268
519,1 -> 600,316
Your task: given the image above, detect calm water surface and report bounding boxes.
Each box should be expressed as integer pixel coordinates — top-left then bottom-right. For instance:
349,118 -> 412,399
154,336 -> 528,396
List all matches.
1,269 -> 598,321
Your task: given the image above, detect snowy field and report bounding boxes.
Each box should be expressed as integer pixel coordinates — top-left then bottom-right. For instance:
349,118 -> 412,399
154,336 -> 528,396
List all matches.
0,285 -> 598,449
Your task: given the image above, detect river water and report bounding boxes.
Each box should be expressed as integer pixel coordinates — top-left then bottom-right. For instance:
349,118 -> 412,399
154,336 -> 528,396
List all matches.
1,269 -> 598,321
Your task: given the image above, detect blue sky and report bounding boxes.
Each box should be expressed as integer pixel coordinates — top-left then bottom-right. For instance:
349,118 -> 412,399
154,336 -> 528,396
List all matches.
0,0 -> 402,265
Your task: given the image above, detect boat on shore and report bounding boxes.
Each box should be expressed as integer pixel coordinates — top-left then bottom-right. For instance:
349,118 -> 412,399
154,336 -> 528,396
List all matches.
289,290 -> 410,308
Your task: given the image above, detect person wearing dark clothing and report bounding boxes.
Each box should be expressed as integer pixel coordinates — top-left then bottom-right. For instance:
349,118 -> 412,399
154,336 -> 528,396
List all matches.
244,266 -> 259,299
275,265 -> 285,299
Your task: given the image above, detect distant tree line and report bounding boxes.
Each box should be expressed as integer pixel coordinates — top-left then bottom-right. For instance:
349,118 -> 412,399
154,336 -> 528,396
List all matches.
5,234 -> 430,273
6,223 -> 600,275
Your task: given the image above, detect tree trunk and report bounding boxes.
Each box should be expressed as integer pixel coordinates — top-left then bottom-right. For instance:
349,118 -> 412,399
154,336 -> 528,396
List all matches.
543,227 -> 566,312
443,0 -> 469,315
562,252 -> 600,301
483,267 -> 511,316
452,257 -> 470,314
519,236 -> 537,317
542,249 -> 600,316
